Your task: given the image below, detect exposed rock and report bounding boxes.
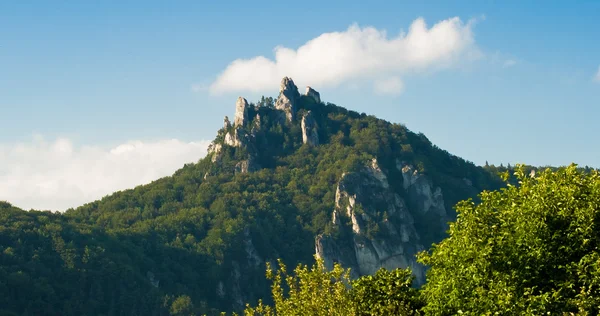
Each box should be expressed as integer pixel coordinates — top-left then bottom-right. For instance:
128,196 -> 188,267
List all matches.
235,97 -> 249,127
243,228 -> 262,268
229,262 -> 245,310
210,143 -> 223,163
316,161 -> 428,285
224,127 -> 247,148
463,178 -> 473,186
216,281 -> 226,299
224,116 -> 232,129
235,156 -> 259,174
368,158 -> 389,189
315,234 -> 360,279
305,86 -> 321,103
275,77 -> 299,122
399,162 -> 447,218
253,114 -> 261,130
301,111 -> 319,146
146,271 -> 159,288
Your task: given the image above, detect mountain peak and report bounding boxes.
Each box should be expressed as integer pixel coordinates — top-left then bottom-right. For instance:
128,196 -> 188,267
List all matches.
234,97 -> 249,127
275,77 -> 300,122
305,86 -> 321,103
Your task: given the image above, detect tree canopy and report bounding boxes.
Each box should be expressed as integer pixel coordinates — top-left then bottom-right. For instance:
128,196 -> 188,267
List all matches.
240,257 -> 422,316
419,164 -> 600,315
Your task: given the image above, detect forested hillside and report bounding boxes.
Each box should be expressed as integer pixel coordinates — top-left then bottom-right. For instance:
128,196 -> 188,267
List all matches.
0,78 -> 507,315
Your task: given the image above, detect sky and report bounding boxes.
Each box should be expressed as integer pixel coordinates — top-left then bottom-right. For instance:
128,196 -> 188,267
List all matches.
1,0 -> 599,211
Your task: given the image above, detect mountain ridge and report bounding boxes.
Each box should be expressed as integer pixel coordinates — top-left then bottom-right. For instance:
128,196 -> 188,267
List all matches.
0,77 -> 506,315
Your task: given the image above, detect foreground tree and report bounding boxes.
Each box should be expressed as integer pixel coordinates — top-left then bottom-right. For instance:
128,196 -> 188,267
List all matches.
352,268 -> 424,315
242,258 -> 356,316
240,256 -> 421,315
418,164 -> 600,315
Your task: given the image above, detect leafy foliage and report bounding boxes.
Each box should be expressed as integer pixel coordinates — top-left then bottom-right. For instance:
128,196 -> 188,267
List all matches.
419,164 -> 600,315
239,257 -> 421,316
352,268 -> 424,315
0,95 -> 502,314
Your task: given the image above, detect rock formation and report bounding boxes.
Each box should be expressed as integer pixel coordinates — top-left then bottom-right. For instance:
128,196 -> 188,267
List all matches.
301,111 -> 319,146
224,127 -> 246,148
305,86 -> 321,103
275,77 -> 299,122
212,78 -> 455,287
209,143 -> 223,163
400,162 -> 448,221
234,97 -> 249,127
315,158 -> 452,285
235,156 -> 259,174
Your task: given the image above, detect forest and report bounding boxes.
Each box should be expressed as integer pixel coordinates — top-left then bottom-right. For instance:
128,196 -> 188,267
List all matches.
1,94 -> 598,315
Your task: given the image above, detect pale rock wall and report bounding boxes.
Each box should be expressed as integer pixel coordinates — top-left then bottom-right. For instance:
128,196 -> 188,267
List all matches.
315,158 -> 448,285
275,77 -> 299,122
305,86 -> 321,103
234,97 -> 249,127
301,111 -> 319,146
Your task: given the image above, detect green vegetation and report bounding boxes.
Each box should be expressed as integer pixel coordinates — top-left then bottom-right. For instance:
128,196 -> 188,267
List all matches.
239,257 -> 422,316
3,93 -> 596,315
419,164 -> 600,315
233,164 -> 600,315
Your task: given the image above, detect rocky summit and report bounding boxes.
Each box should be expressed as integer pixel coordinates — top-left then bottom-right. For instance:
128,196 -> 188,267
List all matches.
0,76 -> 504,315
205,76 -> 501,291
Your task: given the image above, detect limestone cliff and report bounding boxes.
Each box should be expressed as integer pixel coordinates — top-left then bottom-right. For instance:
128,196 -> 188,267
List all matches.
301,111 -> 319,146
234,97 -> 249,127
202,76 -> 500,310
275,77 -> 299,122
316,159 -> 451,285
305,86 -> 321,103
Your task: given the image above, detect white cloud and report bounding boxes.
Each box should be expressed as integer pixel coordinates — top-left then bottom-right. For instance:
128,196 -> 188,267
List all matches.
209,17 -> 480,95
594,66 -> 600,83
373,76 -> 404,96
503,59 -> 517,68
0,136 -> 210,211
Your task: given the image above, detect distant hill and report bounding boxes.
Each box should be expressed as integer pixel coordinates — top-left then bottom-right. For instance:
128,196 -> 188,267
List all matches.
1,77 -> 514,315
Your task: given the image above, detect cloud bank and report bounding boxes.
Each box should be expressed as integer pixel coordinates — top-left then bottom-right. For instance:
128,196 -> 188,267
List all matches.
594,65 -> 600,83
209,17 -> 479,95
0,136 -> 210,211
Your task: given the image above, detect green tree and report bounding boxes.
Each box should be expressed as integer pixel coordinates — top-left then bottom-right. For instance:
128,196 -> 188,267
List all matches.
243,257 -> 356,316
240,257 -> 422,316
170,295 -> 194,316
418,164 -> 600,315
351,268 -> 424,315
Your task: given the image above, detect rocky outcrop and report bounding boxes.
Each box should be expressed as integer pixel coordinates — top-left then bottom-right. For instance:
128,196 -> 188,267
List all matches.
275,77 -> 299,122
224,127 -> 247,148
234,97 -> 249,127
252,113 -> 261,134
301,111 -> 319,146
235,157 -> 259,174
224,116 -> 232,129
146,271 -> 159,288
399,162 -> 447,220
305,86 -> 321,103
209,143 -> 223,163
217,227 -> 264,311
243,227 -> 262,268
315,234 -> 360,279
314,158 -> 449,285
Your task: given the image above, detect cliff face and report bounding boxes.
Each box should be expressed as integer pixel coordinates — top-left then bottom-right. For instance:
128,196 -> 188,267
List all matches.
3,76 -> 502,315
315,158 -> 449,285
206,76 -> 494,293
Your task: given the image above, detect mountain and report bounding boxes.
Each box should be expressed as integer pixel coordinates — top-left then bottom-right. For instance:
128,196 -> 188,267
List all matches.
0,77 -> 505,315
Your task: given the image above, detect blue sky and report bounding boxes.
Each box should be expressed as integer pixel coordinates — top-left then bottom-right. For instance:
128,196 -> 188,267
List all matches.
1,1 -> 599,210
